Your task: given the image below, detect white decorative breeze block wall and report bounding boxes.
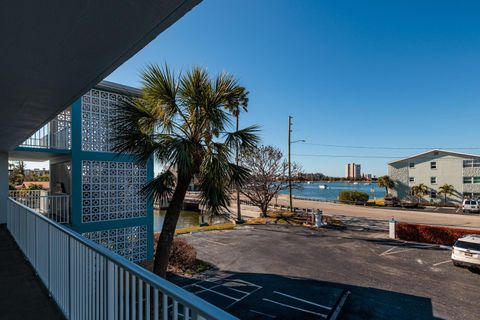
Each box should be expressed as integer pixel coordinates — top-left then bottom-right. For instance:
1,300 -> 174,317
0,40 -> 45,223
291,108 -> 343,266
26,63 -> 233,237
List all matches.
81,89 -> 124,152
83,225 -> 147,262
81,160 -> 147,223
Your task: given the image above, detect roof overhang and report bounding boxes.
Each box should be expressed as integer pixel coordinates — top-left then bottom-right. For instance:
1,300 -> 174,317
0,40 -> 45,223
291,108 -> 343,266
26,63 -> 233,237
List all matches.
388,149 -> 480,165
0,0 -> 201,152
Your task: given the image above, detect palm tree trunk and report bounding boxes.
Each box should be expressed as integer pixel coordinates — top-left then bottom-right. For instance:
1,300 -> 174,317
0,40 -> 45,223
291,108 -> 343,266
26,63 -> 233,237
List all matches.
235,114 -> 242,223
153,173 -> 192,278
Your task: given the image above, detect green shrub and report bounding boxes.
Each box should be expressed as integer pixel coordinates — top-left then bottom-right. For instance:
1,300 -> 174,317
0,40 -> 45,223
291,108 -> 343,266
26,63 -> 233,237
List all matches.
339,190 -> 369,204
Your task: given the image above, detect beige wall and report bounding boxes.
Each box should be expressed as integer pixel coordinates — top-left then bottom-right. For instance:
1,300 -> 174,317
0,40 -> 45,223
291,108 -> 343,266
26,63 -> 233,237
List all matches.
388,151 -> 480,204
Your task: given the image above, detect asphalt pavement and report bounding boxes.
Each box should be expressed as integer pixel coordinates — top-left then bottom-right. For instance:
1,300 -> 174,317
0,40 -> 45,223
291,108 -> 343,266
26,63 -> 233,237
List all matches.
174,225 -> 480,320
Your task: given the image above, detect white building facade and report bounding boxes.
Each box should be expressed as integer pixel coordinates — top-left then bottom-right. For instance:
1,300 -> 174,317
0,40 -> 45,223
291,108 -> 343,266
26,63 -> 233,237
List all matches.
388,150 -> 480,204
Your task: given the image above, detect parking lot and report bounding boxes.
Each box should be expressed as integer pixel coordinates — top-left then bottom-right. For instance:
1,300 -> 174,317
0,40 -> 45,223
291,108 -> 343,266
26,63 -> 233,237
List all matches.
173,225 -> 480,320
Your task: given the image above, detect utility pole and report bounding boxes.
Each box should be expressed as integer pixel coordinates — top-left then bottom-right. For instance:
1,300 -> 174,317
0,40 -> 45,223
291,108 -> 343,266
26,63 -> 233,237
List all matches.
288,116 -> 293,212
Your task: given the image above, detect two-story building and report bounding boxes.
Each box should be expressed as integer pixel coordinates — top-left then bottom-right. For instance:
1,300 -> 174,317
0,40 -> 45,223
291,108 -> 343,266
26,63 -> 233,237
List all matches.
388,149 -> 480,204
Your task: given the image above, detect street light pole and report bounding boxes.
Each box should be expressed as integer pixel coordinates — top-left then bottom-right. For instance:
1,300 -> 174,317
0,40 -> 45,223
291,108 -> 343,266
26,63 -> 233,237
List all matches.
287,116 -> 305,213
288,116 -> 292,212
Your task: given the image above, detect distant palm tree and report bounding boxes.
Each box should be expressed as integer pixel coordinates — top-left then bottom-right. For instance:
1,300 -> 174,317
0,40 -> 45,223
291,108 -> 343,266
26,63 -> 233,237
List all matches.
377,175 -> 394,195
112,64 -> 259,277
224,86 -> 249,223
438,184 -> 455,205
411,183 -> 428,202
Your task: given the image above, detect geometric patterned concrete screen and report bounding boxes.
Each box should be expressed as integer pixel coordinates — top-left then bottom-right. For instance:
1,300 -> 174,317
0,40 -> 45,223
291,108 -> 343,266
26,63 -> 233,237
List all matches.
81,88 -> 123,152
81,160 -> 147,223
83,225 -> 147,262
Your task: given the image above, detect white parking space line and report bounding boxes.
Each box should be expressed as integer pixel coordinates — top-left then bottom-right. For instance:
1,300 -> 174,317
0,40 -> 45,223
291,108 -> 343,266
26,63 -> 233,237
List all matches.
433,260 -> 452,267
456,208 -> 461,213
194,238 -> 227,246
262,298 -> 328,318
250,309 -> 277,318
381,249 -> 414,256
184,277 -> 263,310
273,291 -> 331,310
433,207 -> 439,212
193,284 -> 239,300
379,246 -> 398,256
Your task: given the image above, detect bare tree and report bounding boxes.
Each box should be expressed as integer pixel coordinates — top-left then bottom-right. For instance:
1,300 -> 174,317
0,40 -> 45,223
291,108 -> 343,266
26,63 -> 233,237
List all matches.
240,145 -> 302,217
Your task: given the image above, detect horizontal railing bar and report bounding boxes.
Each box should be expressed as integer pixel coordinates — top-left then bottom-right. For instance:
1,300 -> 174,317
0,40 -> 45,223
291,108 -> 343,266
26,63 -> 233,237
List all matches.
8,198 -> 237,320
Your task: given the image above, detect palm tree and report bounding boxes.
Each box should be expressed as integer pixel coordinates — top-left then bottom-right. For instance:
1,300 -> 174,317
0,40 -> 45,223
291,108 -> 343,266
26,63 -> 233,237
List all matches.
377,175 -> 394,195
438,184 -> 455,205
224,87 -> 249,223
112,64 -> 259,277
411,183 -> 428,202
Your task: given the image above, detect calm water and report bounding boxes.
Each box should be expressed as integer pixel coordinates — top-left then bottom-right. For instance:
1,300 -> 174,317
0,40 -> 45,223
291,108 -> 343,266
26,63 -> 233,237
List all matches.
153,209 -> 228,232
280,182 -> 386,201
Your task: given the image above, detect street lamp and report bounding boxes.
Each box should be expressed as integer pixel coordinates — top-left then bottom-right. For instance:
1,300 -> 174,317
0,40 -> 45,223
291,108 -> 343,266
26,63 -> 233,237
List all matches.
288,115 -> 305,212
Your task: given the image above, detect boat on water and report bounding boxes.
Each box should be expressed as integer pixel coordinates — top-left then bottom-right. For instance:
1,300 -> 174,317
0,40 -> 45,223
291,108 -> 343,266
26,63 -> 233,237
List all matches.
319,184 -> 328,189
353,182 -> 359,185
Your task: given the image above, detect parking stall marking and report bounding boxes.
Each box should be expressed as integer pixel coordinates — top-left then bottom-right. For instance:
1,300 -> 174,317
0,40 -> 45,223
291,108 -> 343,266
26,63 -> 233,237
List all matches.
249,309 -> 277,318
433,260 -> 451,267
194,237 -> 227,246
273,291 -> 332,311
183,277 -> 263,309
262,298 -> 328,318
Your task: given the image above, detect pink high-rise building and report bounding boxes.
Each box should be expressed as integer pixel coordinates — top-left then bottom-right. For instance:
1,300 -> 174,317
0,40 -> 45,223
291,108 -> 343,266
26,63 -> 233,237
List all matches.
345,163 -> 361,179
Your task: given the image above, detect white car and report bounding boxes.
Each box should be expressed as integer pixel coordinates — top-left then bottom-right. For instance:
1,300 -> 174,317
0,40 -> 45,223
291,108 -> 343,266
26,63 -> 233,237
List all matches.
462,199 -> 480,213
451,235 -> 480,269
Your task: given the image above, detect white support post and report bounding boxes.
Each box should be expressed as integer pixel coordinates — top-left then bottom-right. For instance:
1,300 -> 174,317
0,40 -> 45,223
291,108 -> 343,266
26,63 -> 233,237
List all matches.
389,219 -> 396,239
0,152 -> 8,224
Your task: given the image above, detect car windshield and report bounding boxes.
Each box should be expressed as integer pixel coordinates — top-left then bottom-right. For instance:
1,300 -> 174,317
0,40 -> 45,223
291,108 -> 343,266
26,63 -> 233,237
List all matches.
472,201 -> 478,205
455,240 -> 480,252
464,201 -> 471,205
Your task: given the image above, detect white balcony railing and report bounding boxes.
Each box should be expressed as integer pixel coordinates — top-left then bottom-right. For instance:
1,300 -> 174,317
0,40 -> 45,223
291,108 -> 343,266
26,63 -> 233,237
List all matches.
19,108 -> 71,150
6,198 -> 237,320
9,190 -> 70,224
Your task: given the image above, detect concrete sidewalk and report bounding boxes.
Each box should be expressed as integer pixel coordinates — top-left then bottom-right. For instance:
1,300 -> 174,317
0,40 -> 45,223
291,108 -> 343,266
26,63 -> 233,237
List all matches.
235,195 -> 480,230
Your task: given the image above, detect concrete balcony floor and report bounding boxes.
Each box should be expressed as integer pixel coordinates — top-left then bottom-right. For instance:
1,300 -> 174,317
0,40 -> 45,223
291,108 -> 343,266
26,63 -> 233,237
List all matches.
0,226 -> 64,319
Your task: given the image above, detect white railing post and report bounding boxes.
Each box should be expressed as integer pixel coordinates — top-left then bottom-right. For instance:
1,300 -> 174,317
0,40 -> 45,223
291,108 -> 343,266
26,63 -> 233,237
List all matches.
107,260 -> 115,320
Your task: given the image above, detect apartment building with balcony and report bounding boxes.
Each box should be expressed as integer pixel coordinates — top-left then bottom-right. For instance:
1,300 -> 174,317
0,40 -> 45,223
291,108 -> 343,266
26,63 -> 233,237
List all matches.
0,1 -> 238,319
10,81 -> 155,262
388,149 -> 480,204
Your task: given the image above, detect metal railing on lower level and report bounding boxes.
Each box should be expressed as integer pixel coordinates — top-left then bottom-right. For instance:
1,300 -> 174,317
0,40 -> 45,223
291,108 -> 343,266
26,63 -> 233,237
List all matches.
7,198 -> 237,320
9,190 -> 70,224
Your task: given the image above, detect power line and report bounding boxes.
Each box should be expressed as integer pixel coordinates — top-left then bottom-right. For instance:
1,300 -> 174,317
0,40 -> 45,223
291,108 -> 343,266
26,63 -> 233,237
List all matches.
302,143 -> 480,150
292,154 -> 401,159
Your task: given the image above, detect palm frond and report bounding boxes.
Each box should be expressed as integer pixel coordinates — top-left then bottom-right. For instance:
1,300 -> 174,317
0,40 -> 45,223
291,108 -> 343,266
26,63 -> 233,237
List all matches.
141,170 -> 175,203
111,98 -> 157,164
224,125 -> 261,153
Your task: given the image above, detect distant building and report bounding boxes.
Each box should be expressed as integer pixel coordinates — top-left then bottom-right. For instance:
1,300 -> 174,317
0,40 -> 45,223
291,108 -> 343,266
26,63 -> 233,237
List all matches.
345,163 -> 361,179
388,149 -> 480,204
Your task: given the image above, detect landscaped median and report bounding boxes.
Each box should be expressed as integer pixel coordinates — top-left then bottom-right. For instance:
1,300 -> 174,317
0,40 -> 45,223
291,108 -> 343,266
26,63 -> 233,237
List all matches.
395,222 -> 480,246
174,223 -> 236,235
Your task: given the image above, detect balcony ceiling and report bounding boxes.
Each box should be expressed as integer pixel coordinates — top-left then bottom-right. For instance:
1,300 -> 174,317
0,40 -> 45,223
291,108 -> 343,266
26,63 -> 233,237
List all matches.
0,0 -> 200,152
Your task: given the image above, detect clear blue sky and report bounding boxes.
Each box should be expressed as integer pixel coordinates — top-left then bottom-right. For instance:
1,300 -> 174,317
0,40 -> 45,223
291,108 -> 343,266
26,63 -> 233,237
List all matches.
106,0 -> 480,177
